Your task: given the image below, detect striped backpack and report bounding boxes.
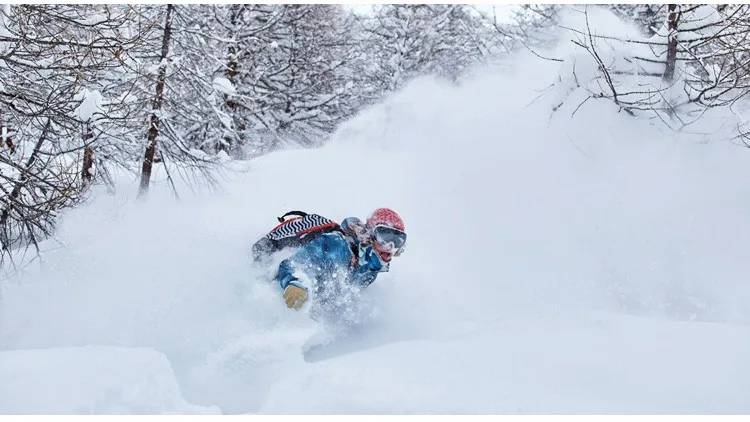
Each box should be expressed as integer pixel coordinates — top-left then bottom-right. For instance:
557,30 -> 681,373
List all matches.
251,211 -> 344,263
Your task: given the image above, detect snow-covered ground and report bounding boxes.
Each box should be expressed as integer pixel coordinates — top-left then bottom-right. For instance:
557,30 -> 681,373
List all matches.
2,31 -> 750,413
0,346 -> 219,414
266,313 -> 750,414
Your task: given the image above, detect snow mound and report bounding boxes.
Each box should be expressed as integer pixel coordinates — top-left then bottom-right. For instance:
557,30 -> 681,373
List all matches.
261,313 -> 750,414
0,346 -> 221,415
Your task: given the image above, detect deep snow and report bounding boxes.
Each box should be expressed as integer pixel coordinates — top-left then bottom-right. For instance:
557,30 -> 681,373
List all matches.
0,346 -> 219,414
2,18 -> 750,414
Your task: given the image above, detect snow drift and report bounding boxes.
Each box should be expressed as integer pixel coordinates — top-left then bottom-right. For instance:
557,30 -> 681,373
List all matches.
0,346 -> 219,414
2,7 -> 750,414
263,313 -> 750,414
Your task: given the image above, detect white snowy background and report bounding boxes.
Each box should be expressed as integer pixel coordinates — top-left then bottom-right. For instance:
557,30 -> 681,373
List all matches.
1,5 -> 750,415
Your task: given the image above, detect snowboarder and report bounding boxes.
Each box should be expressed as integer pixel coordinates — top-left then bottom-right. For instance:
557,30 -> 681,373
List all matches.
272,208 -> 407,310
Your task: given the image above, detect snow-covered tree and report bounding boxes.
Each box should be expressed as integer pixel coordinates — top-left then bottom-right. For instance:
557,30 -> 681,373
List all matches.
609,4 -> 666,35
357,5 -> 491,93
258,5 -> 361,146
0,3 -> 525,264
207,4 -> 362,156
130,4 -> 233,198
0,4 -> 142,259
486,5 -> 562,54
550,5 -> 750,139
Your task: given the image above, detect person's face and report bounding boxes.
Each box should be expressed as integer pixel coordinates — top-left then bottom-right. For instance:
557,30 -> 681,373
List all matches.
373,241 -> 394,262
370,225 -> 407,263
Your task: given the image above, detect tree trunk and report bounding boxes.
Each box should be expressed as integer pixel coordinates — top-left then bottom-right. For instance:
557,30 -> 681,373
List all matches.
1,111 -> 15,154
225,4 -> 245,83
82,147 -> 94,184
81,124 -> 94,185
138,4 -> 174,199
663,4 -> 679,82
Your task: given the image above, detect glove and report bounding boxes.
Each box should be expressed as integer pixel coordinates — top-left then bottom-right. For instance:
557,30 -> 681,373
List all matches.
283,285 -> 308,310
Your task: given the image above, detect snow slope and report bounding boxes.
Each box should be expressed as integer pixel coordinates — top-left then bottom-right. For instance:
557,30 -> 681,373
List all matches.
0,346 -> 219,414
265,313 -> 750,414
2,22 -> 750,413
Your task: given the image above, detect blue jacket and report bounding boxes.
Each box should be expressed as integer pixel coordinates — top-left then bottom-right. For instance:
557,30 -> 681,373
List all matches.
275,231 -> 386,297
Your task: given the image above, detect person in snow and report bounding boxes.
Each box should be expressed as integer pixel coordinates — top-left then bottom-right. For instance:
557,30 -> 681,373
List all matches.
276,208 -> 407,310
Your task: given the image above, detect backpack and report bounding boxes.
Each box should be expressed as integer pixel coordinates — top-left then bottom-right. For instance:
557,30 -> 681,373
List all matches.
251,211 -> 345,263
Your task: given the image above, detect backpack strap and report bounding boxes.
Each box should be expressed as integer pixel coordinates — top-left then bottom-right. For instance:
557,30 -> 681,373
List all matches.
346,237 -> 360,274
277,210 -> 308,223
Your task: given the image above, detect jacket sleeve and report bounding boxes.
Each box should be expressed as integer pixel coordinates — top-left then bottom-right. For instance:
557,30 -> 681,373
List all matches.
275,234 -> 352,291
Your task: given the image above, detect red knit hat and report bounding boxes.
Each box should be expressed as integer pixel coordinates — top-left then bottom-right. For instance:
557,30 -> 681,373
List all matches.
366,208 -> 405,231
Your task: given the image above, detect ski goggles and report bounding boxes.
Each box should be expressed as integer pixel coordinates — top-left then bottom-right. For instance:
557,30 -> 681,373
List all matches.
371,225 -> 407,251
